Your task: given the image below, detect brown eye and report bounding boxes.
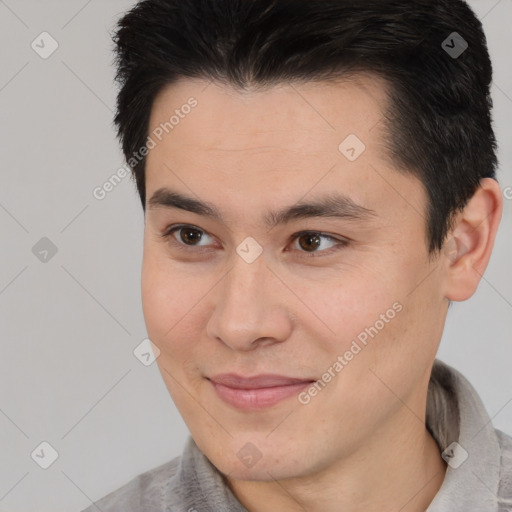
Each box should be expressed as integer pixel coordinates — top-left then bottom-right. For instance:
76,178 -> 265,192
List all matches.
179,227 -> 203,245
290,231 -> 349,257
161,225 -> 214,249
297,233 -> 321,252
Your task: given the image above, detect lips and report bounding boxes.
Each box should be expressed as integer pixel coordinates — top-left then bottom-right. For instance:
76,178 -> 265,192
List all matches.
207,373 -> 315,409
208,373 -> 315,388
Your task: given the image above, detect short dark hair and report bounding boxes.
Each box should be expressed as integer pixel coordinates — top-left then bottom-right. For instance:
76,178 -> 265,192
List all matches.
113,0 -> 497,253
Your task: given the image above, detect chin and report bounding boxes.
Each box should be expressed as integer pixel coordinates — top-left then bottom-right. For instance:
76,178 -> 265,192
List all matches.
197,434 -> 309,482
218,457 -> 304,482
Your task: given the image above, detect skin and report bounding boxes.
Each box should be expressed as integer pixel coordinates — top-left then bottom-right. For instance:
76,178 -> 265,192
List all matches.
141,75 -> 502,512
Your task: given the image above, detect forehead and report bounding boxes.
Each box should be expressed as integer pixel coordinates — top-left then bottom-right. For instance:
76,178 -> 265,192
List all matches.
148,73 -> 390,152
145,75 -> 425,225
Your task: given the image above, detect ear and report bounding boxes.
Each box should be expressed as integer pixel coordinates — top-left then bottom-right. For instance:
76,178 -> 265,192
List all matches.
443,178 -> 503,302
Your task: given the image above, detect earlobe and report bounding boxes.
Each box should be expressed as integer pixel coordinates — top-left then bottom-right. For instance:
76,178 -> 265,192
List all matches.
443,178 -> 503,302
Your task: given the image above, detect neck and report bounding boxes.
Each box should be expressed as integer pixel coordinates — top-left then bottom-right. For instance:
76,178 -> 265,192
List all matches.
226,411 -> 447,512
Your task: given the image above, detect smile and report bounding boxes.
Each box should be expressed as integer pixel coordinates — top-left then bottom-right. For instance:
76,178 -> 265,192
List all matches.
207,374 -> 315,410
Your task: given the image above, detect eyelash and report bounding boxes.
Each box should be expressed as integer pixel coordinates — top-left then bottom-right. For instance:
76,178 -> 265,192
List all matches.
160,224 -> 350,258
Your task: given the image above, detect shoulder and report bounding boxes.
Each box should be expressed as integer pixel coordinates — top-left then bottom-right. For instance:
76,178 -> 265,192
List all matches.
80,456 -> 181,512
496,429 -> 512,507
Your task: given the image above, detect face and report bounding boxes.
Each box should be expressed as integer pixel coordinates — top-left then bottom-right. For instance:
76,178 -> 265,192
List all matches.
141,75 -> 450,481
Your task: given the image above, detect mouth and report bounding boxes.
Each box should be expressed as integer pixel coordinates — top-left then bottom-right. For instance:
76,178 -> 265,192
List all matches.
207,373 -> 316,410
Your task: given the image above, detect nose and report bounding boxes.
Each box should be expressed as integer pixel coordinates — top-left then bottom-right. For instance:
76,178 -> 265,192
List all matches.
206,250 -> 292,351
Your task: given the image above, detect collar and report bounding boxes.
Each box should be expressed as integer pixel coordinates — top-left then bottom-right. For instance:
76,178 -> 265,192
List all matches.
426,359 -> 501,510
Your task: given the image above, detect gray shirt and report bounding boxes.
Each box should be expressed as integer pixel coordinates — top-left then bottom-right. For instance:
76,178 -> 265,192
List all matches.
82,359 -> 512,511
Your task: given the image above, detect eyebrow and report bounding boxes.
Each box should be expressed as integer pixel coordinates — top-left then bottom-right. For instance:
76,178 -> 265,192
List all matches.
147,187 -> 377,228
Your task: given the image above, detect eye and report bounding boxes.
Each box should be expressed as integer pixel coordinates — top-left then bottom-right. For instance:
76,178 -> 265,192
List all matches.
160,225 -> 349,257
161,224 -> 215,250
289,231 -> 349,257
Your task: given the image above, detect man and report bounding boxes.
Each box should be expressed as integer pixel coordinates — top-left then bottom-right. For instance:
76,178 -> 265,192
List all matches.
83,0 -> 511,510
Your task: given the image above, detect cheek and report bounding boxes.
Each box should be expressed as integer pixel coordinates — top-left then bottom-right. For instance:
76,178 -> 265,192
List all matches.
141,249 -> 196,335
285,264 -> 401,342
141,255 -> 171,341
283,255 -> 429,384
141,250 -> 216,369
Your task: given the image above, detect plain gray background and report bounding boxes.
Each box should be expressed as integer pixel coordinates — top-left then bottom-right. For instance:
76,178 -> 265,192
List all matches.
0,1 -> 510,511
